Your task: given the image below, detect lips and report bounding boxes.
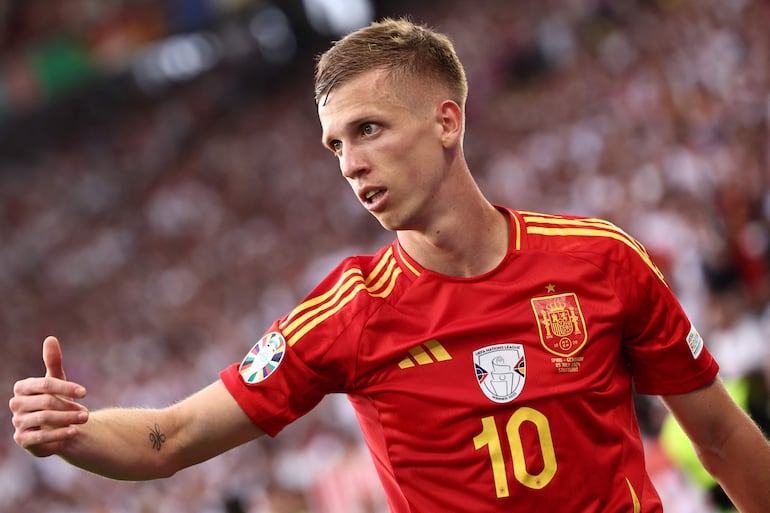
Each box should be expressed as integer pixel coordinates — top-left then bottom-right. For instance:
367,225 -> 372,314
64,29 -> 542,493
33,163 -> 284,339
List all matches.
359,186 -> 388,211
360,187 -> 385,204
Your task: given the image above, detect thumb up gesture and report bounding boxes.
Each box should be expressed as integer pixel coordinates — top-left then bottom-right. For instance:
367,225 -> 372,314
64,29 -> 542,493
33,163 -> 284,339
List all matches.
9,337 -> 89,457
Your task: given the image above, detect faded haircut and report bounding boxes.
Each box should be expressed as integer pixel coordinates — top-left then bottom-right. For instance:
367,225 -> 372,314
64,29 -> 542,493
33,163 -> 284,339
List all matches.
314,17 -> 468,108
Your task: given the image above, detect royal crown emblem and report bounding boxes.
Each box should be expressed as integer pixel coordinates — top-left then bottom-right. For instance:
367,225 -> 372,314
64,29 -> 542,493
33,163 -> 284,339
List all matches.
531,292 -> 587,357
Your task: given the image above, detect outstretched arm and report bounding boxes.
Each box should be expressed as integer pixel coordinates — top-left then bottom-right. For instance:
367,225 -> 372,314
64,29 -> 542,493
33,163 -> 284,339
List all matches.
662,377 -> 770,513
10,337 -> 263,481
59,380 -> 262,480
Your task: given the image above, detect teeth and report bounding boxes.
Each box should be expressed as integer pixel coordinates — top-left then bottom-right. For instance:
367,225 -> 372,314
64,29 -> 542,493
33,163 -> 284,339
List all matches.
365,190 -> 380,200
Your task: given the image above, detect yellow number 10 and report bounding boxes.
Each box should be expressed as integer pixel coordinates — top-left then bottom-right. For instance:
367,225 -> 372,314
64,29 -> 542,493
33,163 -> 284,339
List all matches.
473,407 -> 557,497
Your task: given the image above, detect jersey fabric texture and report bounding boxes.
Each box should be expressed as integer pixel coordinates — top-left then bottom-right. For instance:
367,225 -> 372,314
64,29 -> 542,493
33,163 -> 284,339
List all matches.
220,208 -> 719,513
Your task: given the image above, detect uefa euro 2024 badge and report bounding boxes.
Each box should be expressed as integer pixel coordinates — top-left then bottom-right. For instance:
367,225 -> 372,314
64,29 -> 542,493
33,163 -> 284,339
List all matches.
473,343 -> 526,403
238,332 -> 286,384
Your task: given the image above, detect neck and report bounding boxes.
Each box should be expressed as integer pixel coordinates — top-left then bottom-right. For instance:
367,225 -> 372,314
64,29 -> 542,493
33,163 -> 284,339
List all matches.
397,200 -> 510,278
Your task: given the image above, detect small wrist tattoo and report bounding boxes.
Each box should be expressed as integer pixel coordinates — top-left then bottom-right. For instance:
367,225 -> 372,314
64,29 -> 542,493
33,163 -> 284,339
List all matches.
148,424 -> 167,452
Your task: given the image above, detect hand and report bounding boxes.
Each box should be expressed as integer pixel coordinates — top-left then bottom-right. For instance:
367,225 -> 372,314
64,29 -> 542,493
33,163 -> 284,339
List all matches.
9,336 -> 89,457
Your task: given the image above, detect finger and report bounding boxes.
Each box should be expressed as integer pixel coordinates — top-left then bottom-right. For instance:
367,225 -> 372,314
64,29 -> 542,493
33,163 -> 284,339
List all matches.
14,425 -> 80,455
12,377 -> 87,401
9,388 -> 88,416
12,408 -> 89,431
43,336 -> 66,380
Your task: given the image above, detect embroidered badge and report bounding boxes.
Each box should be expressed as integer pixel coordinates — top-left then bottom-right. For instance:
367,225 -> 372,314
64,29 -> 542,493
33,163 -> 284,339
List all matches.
238,332 -> 286,384
686,323 -> 704,359
531,292 -> 588,357
473,344 -> 526,403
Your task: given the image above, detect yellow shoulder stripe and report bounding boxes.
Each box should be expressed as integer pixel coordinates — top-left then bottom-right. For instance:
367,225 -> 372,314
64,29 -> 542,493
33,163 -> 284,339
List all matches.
280,247 -> 402,346
524,215 -> 667,286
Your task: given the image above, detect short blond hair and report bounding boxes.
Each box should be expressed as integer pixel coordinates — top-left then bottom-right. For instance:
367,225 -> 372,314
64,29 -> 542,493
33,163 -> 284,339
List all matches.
314,18 -> 468,108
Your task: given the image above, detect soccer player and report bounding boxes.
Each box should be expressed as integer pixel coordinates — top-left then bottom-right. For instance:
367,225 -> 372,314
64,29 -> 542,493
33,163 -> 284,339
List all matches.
9,18 -> 770,513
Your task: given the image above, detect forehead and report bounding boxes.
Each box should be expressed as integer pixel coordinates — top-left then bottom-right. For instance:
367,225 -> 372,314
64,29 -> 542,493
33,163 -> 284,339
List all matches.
318,70 -> 404,133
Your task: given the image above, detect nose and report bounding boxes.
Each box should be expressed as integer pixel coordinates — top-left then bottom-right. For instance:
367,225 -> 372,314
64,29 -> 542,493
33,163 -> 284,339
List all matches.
339,144 -> 368,180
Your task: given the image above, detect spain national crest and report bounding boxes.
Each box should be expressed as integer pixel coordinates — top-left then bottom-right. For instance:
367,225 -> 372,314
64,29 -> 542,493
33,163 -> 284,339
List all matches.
531,292 -> 588,357
473,343 -> 526,403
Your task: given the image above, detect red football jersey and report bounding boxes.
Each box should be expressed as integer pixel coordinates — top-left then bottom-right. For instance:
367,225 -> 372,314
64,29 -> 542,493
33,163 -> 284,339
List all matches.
221,208 -> 718,513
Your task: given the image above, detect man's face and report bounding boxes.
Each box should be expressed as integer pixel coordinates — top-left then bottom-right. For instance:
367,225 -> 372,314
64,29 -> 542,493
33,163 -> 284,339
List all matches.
318,69 -> 450,232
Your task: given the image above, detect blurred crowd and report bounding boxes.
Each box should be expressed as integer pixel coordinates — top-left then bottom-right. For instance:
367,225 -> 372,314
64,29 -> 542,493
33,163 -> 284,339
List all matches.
2,1 -> 770,512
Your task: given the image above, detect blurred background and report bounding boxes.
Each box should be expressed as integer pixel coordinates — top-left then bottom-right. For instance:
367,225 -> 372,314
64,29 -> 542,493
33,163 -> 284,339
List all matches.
1,0 -> 769,512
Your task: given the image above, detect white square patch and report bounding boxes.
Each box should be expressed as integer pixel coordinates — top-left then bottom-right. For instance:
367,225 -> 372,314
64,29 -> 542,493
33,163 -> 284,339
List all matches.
686,323 -> 704,359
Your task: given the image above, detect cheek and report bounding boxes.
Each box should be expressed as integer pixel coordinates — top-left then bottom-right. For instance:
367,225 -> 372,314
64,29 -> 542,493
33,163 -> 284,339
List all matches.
386,130 -> 440,168
370,124 -> 444,181
403,142 -> 446,180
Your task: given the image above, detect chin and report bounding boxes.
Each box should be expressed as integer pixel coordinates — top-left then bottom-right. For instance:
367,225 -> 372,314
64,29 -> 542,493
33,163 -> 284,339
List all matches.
370,207 -> 418,233
376,219 -> 398,232
371,213 -> 400,232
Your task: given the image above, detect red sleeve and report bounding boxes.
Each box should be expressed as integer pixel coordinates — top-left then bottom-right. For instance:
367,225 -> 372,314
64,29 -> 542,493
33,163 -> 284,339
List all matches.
219,321 -> 330,437
218,251 -> 385,436
609,234 -> 719,395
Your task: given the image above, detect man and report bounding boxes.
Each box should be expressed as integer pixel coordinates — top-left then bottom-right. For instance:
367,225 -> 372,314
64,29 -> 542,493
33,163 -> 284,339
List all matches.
9,18 -> 770,513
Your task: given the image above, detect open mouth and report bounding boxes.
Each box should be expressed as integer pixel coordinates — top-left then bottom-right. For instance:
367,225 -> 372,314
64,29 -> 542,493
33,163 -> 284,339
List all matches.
364,189 -> 385,204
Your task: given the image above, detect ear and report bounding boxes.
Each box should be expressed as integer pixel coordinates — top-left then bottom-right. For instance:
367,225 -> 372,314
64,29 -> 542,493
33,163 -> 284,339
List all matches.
436,100 -> 464,148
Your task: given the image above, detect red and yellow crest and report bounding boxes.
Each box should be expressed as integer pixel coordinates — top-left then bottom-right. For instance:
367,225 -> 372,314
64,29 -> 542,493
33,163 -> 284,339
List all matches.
531,292 -> 588,357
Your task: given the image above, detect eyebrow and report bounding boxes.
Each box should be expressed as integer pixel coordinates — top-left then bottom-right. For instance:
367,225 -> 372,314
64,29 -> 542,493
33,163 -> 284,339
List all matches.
320,115 -> 373,150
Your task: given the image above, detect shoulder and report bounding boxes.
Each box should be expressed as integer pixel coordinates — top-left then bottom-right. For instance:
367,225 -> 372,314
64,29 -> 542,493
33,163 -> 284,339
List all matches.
516,210 -> 631,251
512,209 -> 666,281
279,241 -> 412,347
306,242 -> 406,298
